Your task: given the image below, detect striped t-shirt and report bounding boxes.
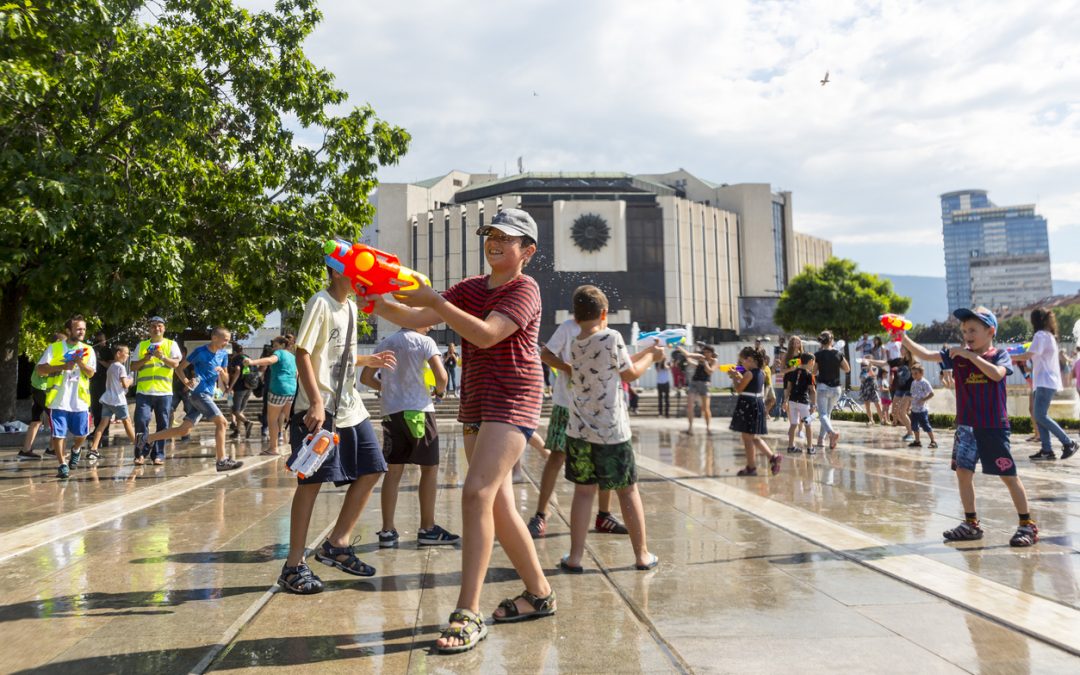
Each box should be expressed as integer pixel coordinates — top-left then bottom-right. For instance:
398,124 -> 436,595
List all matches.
443,274 -> 543,428
940,346 -> 1012,429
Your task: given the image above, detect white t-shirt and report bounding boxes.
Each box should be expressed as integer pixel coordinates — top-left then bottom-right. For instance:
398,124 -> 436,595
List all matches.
1029,330 -> 1062,391
37,341 -> 97,412
567,328 -> 633,445
884,341 -> 902,361
294,290 -> 368,427
545,319 -> 579,409
374,329 -> 440,416
909,379 -> 933,413
101,362 -> 131,407
134,339 -> 182,396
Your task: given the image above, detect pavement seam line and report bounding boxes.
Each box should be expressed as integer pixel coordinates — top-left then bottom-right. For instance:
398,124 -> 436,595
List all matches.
190,515 -> 341,674
520,465 -> 695,675
635,454 -> 1080,657
0,455 -> 279,564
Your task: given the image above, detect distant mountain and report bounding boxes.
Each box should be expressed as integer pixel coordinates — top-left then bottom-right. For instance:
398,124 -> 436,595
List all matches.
880,275 -> 1080,325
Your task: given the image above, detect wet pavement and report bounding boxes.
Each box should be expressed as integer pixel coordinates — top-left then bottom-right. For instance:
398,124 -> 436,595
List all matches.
1,414 -> 1079,673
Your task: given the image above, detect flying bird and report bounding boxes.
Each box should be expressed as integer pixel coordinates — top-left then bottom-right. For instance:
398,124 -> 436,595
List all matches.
820,71 -> 830,86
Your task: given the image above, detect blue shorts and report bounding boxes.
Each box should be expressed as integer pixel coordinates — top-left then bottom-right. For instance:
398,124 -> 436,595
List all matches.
49,409 -> 89,439
952,425 -> 1015,476
910,411 -> 932,433
185,392 -> 224,424
462,422 -> 535,442
101,402 -> 129,421
288,412 -> 386,486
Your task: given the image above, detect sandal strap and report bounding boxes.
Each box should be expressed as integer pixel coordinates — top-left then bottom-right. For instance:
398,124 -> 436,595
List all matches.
496,597 -> 521,618
448,608 -> 483,626
322,541 -> 372,574
520,589 -> 556,613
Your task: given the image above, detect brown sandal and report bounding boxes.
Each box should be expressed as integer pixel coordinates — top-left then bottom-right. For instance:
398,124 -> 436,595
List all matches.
492,589 -> 556,623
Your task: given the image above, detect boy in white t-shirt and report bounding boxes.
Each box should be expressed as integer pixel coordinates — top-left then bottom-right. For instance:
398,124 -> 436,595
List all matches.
559,286 -> 663,574
278,266 -> 397,595
526,311 -> 629,540
361,326 -> 459,548
88,344 -> 136,463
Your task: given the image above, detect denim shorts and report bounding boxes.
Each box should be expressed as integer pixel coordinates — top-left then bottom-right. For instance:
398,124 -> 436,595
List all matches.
101,402 -> 129,421
952,425 -> 1015,476
910,411 -> 932,433
185,392 -> 224,424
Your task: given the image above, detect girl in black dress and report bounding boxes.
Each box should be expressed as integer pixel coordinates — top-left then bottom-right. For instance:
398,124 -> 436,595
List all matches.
727,346 -> 781,476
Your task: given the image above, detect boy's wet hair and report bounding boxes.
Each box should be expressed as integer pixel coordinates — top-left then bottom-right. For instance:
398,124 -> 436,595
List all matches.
112,344 -> 129,360
798,352 -> 814,365
572,285 -> 608,321
911,364 -> 924,373
738,346 -> 767,368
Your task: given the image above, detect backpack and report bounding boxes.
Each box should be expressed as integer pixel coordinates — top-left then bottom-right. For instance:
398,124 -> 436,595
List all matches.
242,364 -> 263,391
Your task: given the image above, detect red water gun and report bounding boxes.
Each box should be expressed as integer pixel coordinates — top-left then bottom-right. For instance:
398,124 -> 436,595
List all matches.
879,314 -> 911,341
324,239 -> 432,313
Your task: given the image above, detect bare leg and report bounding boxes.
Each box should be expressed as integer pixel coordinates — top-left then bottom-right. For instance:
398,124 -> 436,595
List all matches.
597,489 -> 615,514
1000,475 -> 1030,515
213,416 -> 227,461
565,484 -> 597,567
286,482 -> 323,566
418,464 -> 438,530
754,436 -> 775,460
52,437 -> 67,465
267,403 -> 285,454
327,472 -> 381,548
89,417 -> 112,451
686,393 -> 695,432
701,394 -> 712,432
616,484 -> 651,566
534,451 -> 566,515
741,432 -> 756,468
956,468 -> 976,514
381,464 -> 405,531
120,417 -> 137,443
787,424 -> 796,448
21,420 -> 42,453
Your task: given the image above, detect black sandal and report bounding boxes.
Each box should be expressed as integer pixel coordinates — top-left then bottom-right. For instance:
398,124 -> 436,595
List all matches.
278,562 -> 324,594
492,589 -> 557,623
314,539 -> 375,577
435,608 -> 488,654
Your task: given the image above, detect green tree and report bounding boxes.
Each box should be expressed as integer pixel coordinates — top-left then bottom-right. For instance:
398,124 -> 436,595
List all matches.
774,258 -> 911,385
996,316 -> 1030,344
0,0 -> 409,420
908,319 -> 962,345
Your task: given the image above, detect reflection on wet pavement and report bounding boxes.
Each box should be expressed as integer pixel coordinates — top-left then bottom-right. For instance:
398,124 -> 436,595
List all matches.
0,416 -> 1077,672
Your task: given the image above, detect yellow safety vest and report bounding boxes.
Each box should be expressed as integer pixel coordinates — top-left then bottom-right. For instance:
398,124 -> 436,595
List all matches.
136,338 -> 176,395
44,340 -> 91,408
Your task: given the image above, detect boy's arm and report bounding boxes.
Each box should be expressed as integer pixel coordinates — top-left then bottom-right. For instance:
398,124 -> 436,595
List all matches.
370,294 -> 443,329
901,334 -> 943,363
620,345 -> 663,382
359,366 -> 381,391
295,348 -> 326,432
955,349 -> 1008,382
783,381 -> 792,404
429,354 -> 448,394
541,346 -> 572,374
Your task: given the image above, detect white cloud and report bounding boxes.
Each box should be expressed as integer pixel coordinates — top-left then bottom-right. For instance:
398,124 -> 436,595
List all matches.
1052,261 -> 1080,281
235,0 -> 1080,278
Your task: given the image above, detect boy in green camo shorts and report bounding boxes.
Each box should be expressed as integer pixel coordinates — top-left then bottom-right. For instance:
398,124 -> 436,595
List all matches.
559,286 -> 664,574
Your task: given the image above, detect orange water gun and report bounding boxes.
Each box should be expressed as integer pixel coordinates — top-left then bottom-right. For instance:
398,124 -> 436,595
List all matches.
324,239 -> 432,313
879,313 -> 912,341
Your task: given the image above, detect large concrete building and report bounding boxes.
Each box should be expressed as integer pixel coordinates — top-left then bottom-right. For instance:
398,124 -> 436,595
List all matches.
369,170 -> 831,344
941,190 -> 1053,312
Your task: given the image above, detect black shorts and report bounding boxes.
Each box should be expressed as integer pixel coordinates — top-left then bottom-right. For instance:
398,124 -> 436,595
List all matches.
31,389 -> 47,422
382,411 -> 439,466
288,411 -> 386,486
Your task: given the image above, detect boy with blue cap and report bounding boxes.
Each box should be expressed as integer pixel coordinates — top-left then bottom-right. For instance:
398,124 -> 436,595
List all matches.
903,306 -> 1037,547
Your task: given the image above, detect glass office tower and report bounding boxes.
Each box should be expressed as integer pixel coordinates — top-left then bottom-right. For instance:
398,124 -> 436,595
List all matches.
941,190 -> 1051,313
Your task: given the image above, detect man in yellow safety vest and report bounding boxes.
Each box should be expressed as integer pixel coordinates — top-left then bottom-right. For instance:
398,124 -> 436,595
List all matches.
131,316 -> 182,465
35,316 -> 97,479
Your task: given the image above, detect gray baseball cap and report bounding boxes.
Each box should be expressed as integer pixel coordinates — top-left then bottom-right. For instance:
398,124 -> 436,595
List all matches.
148,316 -> 166,325
478,208 -> 538,242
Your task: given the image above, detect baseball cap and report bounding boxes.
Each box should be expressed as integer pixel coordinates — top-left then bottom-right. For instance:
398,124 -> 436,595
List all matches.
952,306 -> 997,331
148,316 -> 166,325
478,208 -> 538,242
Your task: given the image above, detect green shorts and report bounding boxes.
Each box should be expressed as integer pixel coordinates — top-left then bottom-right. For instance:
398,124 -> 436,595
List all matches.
545,404 -> 570,453
565,436 -> 637,491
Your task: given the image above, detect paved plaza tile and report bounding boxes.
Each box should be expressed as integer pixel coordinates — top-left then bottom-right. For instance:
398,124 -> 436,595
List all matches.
0,412 -> 1078,673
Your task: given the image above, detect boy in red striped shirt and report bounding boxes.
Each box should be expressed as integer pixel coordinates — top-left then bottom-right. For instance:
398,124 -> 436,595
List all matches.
903,306 -> 1037,547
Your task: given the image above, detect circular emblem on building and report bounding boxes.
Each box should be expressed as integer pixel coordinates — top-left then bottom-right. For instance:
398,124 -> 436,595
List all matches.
570,213 -> 610,252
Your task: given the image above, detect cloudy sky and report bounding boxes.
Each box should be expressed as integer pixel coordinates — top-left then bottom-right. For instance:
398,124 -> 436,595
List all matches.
244,0 -> 1080,280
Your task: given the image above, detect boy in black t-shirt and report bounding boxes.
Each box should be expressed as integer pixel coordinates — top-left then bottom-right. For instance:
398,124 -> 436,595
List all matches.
783,353 -> 817,453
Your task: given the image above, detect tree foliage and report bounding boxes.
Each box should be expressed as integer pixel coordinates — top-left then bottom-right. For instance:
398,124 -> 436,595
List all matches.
0,0 -> 409,419
774,258 -> 911,342
908,319 -> 962,345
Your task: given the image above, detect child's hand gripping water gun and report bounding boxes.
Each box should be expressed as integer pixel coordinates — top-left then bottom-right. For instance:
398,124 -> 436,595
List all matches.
287,429 -> 339,480
879,314 -> 912,341
324,239 -> 432,313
